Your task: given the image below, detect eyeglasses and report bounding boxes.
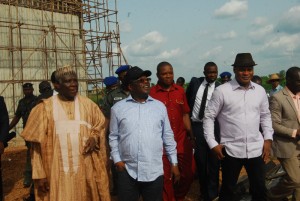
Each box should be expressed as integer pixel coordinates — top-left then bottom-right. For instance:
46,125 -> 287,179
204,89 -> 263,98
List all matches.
132,77 -> 151,84
270,79 -> 279,83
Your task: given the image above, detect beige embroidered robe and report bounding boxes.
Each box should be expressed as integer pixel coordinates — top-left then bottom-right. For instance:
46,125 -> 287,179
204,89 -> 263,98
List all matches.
21,95 -> 110,201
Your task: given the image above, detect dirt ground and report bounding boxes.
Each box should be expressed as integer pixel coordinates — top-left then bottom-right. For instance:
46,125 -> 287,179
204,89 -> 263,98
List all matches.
2,146 -> 200,201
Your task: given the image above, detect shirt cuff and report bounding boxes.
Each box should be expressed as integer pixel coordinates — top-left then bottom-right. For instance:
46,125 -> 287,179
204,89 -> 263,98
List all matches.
292,129 -> 297,138
263,133 -> 273,141
207,139 -> 219,150
168,154 -> 178,164
111,153 -> 122,164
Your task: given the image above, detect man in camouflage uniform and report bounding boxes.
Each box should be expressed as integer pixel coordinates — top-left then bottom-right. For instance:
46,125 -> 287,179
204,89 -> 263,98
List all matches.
101,65 -> 130,119
101,65 -> 130,195
9,83 -> 37,190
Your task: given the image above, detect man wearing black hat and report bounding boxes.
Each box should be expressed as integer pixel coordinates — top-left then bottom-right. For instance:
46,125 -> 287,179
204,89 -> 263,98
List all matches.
186,62 -> 221,201
203,53 -> 273,201
109,66 -> 180,201
9,83 -> 37,190
101,65 -> 130,195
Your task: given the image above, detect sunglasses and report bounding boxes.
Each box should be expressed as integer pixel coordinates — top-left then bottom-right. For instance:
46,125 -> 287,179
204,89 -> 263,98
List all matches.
270,79 -> 279,83
132,77 -> 151,84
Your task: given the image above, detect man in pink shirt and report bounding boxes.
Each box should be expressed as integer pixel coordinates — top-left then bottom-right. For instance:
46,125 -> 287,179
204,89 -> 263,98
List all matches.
268,66 -> 300,201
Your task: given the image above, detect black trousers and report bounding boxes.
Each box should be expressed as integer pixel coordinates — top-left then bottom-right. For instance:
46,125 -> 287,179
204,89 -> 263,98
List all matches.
192,122 -> 220,201
117,170 -> 163,201
219,149 -> 267,201
0,155 -> 3,201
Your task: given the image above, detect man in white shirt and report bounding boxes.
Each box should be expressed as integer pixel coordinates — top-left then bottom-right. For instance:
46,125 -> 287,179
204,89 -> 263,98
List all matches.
186,62 -> 221,201
203,53 -> 273,201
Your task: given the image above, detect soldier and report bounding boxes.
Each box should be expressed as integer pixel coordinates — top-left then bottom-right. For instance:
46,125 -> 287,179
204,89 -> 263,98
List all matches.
9,83 -> 37,198
103,76 -> 119,94
101,65 -> 130,119
219,71 -> 232,84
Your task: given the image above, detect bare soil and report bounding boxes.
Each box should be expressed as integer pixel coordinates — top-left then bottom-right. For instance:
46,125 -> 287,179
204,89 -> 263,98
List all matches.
2,146 -> 200,201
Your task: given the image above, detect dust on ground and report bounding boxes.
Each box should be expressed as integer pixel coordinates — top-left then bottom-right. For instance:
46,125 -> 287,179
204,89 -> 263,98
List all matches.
2,146 -> 200,201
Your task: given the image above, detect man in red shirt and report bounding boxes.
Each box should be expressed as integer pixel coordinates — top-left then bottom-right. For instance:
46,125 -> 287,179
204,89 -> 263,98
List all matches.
150,61 -> 195,201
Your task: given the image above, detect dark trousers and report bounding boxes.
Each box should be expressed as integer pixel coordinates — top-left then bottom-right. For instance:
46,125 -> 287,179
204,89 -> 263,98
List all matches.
0,155 -> 3,201
117,170 -> 163,201
219,150 -> 267,201
192,122 -> 220,201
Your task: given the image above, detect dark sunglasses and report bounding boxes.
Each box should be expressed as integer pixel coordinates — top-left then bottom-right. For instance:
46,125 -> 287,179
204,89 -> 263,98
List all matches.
132,77 -> 151,84
270,79 -> 279,83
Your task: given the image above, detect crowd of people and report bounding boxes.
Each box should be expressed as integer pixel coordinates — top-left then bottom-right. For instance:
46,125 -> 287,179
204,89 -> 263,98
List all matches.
0,52 -> 299,201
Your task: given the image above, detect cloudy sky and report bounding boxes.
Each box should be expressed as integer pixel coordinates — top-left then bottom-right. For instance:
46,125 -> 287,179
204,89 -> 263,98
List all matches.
116,0 -> 300,83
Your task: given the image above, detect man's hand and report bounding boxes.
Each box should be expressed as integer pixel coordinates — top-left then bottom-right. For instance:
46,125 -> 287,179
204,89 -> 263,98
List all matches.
115,161 -> 126,172
211,144 -> 225,160
171,165 -> 180,184
189,137 -> 196,148
36,178 -> 49,193
262,140 -> 272,163
0,142 -> 4,154
83,137 -> 97,154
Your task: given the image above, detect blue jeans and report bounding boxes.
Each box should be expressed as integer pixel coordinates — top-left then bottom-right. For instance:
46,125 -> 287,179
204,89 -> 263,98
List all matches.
117,170 -> 163,201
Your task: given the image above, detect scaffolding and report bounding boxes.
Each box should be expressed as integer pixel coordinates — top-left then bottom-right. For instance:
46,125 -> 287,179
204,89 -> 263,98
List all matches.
0,0 -> 125,144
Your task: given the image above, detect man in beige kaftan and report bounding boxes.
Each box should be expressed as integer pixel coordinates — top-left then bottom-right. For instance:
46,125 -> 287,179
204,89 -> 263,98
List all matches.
21,66 -> 110,201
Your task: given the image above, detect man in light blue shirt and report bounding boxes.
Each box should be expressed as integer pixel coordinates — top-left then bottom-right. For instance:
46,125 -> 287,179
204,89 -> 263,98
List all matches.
109,66 -> 179,201
267,73 -> 284,97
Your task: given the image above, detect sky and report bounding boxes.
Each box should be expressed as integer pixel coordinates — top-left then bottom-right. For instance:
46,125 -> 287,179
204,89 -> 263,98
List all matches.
116,0 -> 300,83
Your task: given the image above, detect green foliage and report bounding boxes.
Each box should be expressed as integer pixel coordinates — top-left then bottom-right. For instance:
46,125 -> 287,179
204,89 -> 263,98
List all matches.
87,89 -> 105,106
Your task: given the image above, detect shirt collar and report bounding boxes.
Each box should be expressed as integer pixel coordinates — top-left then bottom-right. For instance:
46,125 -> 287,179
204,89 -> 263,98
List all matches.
153,83 -> 178,92
286,86 -> 300,99
231,78 -> 255,90
275,85 -> 282,90
203,79 -> 215,87
126,94 -> 154,103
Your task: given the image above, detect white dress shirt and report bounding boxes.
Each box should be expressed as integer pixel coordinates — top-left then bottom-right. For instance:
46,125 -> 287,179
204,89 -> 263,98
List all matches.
191,80 -> 216,122
203,78 -> 273,158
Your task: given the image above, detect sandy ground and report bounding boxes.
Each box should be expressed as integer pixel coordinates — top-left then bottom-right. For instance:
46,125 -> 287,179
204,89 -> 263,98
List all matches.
2,146 -> 201,201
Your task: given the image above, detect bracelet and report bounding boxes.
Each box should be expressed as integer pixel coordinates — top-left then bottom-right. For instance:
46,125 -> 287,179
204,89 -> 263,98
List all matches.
171,163 -> 178,167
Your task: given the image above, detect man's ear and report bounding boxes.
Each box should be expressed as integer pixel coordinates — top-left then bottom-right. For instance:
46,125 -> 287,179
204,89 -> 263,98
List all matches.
128,83 -> 133,91
233,66 -> 237,74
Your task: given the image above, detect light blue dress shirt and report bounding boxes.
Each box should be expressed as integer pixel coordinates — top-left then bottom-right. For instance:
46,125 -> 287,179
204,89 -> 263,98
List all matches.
269,85 -> 283,97
109,95 -> 177,182
203,79 -> 274,159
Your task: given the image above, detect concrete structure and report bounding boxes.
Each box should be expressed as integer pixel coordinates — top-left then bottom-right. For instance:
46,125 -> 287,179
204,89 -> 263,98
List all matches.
0,0 -> 125,145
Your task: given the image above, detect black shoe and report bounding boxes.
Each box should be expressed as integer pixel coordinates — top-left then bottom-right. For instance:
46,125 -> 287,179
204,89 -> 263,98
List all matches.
23,181 -> 31,188
23,194 -> 35,201
110,189 -> 117,196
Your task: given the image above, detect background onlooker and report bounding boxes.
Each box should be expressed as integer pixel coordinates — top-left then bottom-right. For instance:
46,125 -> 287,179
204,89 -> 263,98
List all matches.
176,77 -> 185,87
267,73 -> 283,96
219,71 -> 232,84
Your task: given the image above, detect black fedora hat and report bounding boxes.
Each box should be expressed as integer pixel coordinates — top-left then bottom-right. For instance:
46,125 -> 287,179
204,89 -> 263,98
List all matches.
232,53 -> 257,67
